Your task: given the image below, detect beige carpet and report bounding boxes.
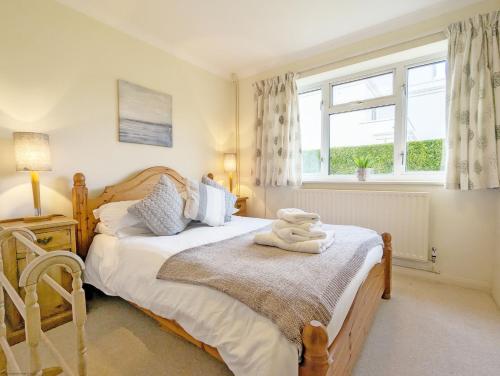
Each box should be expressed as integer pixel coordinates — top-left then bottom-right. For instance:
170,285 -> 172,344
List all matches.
12,272 -> 500,375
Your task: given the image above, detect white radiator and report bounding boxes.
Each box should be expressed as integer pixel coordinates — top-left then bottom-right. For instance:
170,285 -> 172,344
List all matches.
293,189 -> 430,262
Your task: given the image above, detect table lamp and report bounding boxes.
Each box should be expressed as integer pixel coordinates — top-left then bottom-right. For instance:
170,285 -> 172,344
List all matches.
13,132 -> 52,221
223,153 -> 237,193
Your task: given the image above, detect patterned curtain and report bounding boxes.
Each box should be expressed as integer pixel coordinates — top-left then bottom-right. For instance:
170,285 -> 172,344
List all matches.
254,72 -> 302,187
445,11 -> 500,190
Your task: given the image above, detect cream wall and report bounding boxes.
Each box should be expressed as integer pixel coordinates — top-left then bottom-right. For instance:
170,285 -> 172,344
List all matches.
0,0 -> 234,219
238,0 -> 500,291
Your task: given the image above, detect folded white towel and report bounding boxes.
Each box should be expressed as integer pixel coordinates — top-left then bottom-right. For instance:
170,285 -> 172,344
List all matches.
254,231 -> 335,254
272,219 -> 322,232
273,227 -> 327,243
277,208 -> 320,225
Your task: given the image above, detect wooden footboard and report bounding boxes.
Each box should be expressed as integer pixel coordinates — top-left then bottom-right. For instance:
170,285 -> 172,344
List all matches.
300,233 -> 392,376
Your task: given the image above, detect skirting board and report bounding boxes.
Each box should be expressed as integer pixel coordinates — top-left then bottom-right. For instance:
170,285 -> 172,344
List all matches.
393,266 -> 491,293
393,257 -> 435,272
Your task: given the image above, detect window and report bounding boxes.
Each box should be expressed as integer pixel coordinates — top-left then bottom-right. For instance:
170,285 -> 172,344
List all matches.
405,61 -> 446,172
298,89 -> 322,174
298,55 -> 446,182
332,72 -> 393,105
329,106 -> 395,175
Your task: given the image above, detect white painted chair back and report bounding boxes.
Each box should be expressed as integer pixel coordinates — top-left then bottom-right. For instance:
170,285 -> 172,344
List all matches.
0,227 -> 87,375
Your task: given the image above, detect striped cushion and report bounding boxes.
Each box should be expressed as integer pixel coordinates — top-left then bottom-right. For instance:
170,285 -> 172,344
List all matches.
184,179 -> 226,226
201,176 -> 237,222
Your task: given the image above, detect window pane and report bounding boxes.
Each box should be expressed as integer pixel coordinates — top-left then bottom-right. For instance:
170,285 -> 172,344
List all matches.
298,90 -> 322,174
329,106 -> 395,175
332,73 -> 393,105
405,61 -> 446,172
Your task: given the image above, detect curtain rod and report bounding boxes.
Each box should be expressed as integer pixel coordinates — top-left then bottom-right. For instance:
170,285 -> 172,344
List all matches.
296,31 -> 446,77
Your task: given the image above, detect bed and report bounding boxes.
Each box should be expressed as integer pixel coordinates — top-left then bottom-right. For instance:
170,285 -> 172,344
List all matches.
71,166 -> 392,376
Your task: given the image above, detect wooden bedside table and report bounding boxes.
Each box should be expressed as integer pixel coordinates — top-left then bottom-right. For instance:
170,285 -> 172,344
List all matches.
234,196 -> 248,216
0,215 -> 78,344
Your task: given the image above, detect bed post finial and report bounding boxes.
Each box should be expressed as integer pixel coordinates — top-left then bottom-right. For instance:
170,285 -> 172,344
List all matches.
300,320 -> 331,376
382,232 -> 392,299
72,172 -> 90,258
74,172 -> 86,186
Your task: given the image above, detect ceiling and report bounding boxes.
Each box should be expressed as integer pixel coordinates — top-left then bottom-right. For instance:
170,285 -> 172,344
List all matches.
56,0 -> 480,78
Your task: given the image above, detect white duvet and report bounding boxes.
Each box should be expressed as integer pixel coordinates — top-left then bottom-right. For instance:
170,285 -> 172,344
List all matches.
84,216 -> 382,376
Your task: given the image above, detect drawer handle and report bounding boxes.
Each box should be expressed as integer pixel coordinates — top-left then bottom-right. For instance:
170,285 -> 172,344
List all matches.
37,236 -> 53,245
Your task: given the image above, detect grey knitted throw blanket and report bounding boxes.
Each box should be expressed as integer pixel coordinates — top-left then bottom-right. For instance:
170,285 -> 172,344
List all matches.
157,224 -> 382,351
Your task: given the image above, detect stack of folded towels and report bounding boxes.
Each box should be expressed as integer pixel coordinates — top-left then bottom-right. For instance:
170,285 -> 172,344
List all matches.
254,208 -> 335,254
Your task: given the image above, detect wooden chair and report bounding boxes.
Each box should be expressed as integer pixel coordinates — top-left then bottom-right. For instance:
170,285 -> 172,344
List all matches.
0,227 -> 87,375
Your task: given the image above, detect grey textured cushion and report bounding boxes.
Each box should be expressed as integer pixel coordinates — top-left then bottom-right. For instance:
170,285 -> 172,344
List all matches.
201,176 -> 237,222
128,175 -> 190,236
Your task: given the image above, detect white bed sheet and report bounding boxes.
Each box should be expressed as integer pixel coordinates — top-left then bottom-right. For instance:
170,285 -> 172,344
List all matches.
84,216 -> 383,376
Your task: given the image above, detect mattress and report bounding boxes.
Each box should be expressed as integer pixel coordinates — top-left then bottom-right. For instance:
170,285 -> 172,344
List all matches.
84,216 -> 383,376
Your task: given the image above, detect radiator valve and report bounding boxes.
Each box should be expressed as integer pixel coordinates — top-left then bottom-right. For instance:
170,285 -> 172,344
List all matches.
431,247 -> 437,263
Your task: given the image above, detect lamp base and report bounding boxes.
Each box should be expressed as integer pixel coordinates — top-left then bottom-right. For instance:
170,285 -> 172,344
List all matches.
30,171 -> 44,221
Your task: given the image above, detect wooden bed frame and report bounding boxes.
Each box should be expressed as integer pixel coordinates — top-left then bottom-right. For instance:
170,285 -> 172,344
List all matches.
71,166 -> 392,376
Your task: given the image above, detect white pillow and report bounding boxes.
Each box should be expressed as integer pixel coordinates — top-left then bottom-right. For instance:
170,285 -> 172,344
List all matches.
93,200 -> 149,236
184,179 -> 226,226
95,222 -> 152,238
94,222 -> 115,236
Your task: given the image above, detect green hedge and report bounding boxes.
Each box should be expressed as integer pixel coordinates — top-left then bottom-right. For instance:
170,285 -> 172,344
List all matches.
406,139 -> 444,171
302,139 -> 443,174
330,143 -> 394,174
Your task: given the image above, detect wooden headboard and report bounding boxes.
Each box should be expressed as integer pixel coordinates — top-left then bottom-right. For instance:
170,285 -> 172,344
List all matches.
72,166 -> 187,259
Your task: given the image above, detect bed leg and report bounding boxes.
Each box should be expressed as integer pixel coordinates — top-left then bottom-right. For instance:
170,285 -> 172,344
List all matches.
300,320 -> 331,376
382,233 -> 392,300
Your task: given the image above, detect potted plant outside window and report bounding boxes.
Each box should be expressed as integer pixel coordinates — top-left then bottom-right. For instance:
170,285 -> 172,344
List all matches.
353,156 -> 372,181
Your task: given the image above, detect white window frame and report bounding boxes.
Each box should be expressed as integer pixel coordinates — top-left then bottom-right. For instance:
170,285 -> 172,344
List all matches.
299,53 -> 447,184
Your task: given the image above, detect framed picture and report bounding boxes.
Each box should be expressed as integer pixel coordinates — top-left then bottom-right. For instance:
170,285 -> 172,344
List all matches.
118,80 -> 173,147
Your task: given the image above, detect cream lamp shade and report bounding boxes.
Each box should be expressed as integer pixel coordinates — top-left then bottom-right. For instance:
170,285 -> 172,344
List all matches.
13,132 -> 52,220
223,153 -> 237,173
14,132 -> 52,171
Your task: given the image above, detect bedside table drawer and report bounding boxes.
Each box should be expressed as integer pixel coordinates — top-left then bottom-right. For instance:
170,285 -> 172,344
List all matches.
16,228 -> 71,257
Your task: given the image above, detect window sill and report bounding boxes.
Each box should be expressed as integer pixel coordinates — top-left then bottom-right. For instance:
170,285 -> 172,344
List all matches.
302,175 -> 444,186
